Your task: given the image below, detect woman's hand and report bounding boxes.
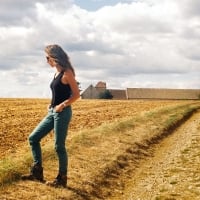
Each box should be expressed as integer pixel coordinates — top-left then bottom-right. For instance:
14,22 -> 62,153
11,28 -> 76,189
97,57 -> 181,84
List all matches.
54,104 -> 64,112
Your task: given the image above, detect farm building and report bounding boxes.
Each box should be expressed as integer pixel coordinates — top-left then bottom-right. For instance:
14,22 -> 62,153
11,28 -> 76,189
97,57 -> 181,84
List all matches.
126,88 -> 200,100
81,82 -> 127,99
108,89 -> 127,100
81,82 -> 200,100
81,81 -> 108,99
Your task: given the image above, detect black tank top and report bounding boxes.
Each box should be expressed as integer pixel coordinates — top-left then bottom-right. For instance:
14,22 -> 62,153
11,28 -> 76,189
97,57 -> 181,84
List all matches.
50,72 -> 72,107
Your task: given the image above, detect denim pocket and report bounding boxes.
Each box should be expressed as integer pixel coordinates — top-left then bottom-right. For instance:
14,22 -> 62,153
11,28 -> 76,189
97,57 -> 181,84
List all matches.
48,108 -> 53,113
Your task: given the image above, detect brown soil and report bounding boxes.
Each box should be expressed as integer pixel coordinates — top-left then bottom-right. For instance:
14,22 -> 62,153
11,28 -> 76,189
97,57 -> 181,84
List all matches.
0,99 -> 185,158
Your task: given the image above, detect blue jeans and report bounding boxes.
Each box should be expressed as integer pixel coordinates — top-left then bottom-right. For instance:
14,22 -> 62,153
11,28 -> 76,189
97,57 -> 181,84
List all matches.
29,106 -> 72,175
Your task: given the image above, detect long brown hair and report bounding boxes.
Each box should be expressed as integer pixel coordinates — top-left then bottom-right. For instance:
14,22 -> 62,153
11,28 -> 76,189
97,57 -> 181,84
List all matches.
45,44 -> 75,76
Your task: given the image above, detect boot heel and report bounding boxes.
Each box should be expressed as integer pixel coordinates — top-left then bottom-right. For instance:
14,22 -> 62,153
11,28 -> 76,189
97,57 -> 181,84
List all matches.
46,174 -> 67,188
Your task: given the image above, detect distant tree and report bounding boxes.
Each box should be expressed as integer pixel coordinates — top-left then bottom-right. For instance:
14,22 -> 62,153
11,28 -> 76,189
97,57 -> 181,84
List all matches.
98,89 -> 113,99
77,81 -> 81,88
77,81 -> 81,92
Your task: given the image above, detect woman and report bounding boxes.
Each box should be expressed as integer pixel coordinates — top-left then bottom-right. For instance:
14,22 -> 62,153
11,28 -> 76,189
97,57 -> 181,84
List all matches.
22,44 -> 80,188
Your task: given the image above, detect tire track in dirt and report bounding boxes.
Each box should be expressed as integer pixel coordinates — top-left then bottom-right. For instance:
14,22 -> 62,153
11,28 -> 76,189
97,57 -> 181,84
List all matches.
109,110 -> 200,200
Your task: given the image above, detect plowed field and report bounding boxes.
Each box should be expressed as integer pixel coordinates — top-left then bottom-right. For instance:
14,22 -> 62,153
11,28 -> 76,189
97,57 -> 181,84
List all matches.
0,98 -> 190,158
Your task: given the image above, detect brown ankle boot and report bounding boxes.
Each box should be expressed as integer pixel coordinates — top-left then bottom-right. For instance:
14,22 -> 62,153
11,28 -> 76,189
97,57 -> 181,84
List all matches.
21,164 -> 44,182
46,174 -> 67,188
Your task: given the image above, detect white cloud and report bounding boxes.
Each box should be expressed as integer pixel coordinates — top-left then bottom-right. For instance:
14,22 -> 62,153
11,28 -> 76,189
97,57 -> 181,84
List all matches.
0,0 -> 200,97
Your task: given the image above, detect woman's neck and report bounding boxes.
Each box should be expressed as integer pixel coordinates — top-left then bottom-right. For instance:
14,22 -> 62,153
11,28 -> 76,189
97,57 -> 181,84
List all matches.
55,65 -> 63,72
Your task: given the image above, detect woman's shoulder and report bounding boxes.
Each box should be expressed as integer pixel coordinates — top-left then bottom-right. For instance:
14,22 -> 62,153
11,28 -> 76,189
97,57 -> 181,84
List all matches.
62,69 -> 75,83
63,69 -> 74,77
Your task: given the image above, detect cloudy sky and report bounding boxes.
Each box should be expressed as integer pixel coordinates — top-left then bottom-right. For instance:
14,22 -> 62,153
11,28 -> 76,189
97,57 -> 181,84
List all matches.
0,0 -> 200,98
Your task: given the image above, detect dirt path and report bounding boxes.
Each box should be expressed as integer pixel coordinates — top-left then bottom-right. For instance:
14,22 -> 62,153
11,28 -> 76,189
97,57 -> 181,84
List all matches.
110,110 -> 200,200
